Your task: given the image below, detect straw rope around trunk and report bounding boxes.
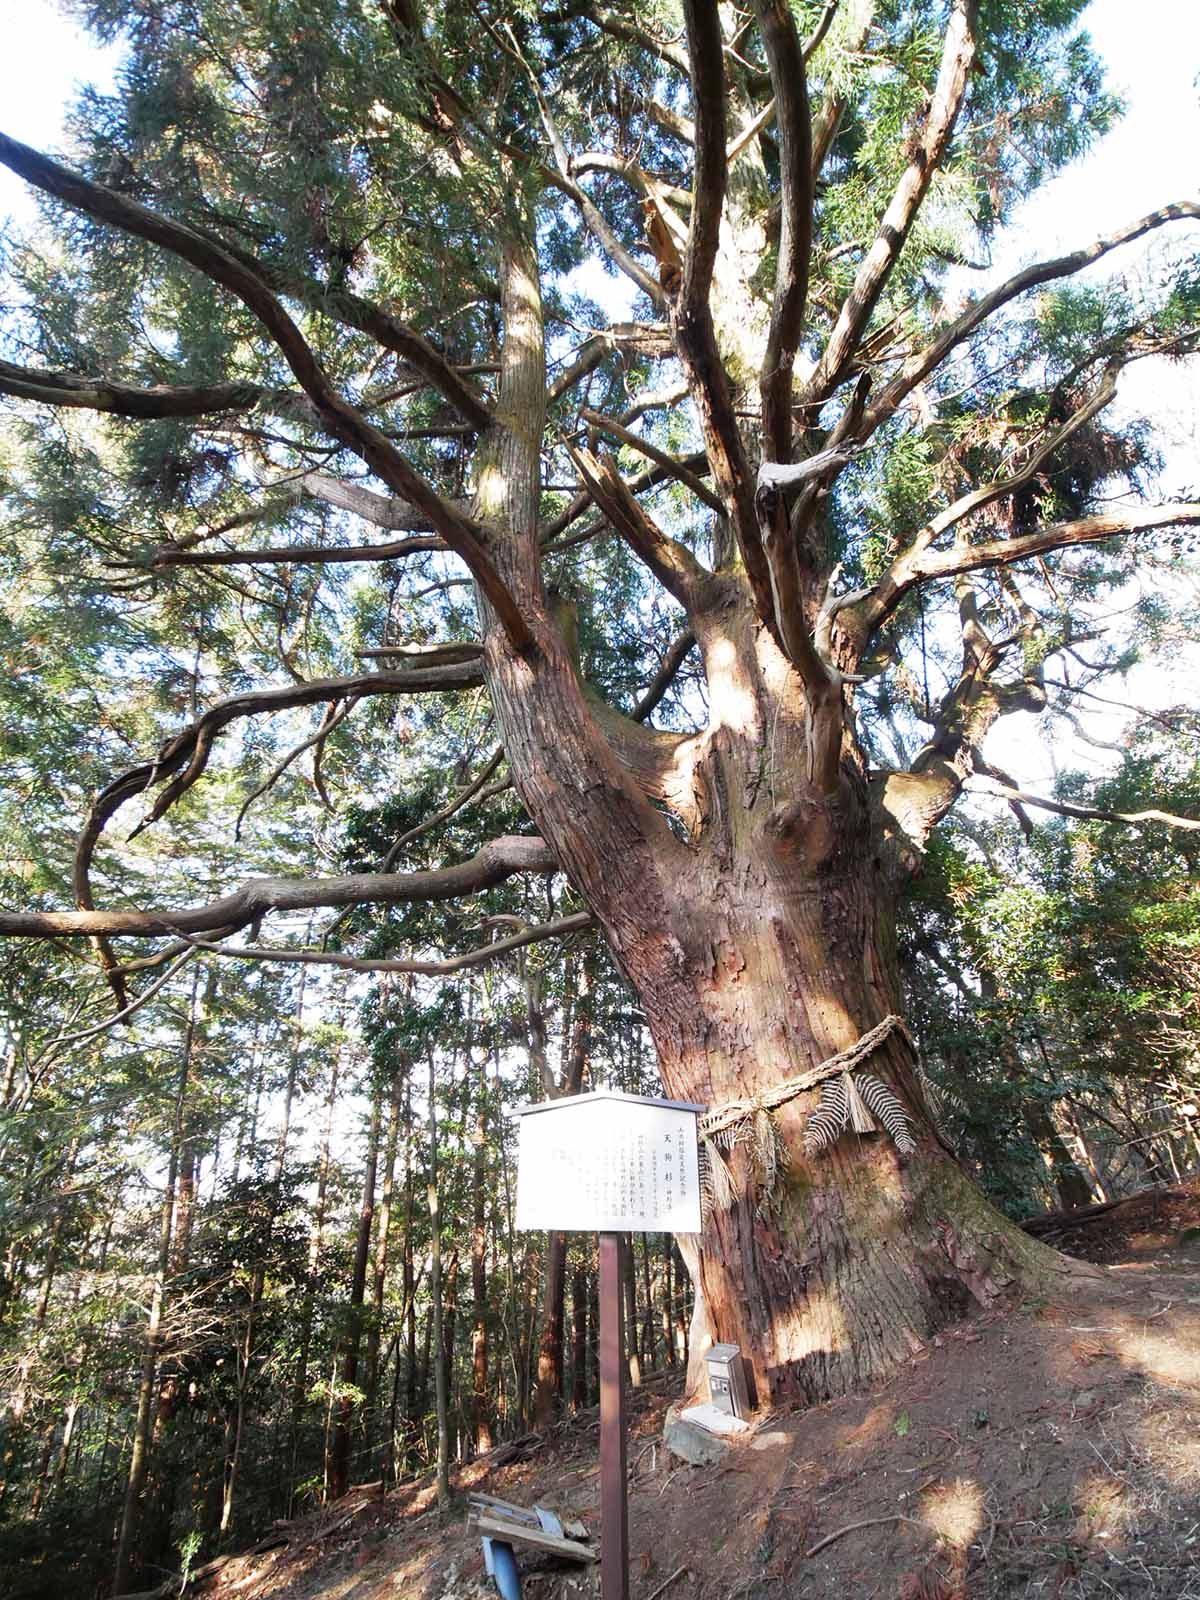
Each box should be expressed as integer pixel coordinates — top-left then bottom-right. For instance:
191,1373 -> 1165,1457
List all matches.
696,1014 -> 915,1215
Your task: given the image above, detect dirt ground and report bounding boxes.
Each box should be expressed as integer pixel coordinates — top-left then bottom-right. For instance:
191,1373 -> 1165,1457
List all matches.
196,1185 -> 1200,1600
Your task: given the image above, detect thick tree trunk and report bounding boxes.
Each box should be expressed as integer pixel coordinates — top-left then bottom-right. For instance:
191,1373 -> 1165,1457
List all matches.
470,211 -> 1071,1411
650,852 -> 1068,1403
485,570 -> 1069,1404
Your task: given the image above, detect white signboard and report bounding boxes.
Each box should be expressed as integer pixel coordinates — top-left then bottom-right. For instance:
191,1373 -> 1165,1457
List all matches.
514,1090 -> 704,1234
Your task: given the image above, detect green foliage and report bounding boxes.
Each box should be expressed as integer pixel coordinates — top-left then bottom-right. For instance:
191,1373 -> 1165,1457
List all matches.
0,0 -> 1195,1587
904,728 -> 1200,1212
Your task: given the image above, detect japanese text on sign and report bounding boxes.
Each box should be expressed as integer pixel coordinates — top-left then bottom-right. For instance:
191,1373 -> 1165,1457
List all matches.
514,1091 -> 703,1234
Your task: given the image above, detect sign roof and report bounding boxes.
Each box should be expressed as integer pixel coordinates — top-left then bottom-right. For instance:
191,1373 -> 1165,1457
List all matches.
511,1088 -> 707,1117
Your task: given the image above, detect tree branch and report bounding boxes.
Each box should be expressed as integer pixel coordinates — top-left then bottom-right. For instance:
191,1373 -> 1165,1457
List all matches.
855,356 -> 1139,633
631,630 -> 698,722
809,0 -> 877,180
72,664 -> 485,929
541,440 -> 707,546
753,0 -> 813,463
380,747 -> 507,871
0,836 -> 558,939
34,948 -> 201,1059
202,254 -> 495,429
857,202 -> 1200,441
579,5 -> 693,79
150,534 -> 445,569
971,779 -> 1200,834
796,0 -> 979,412
679,0 -> 726,316
579,407 -> 724,514
643,96 -> 695,147
566,445 -> 713,608
673,0 -> 767,615
0,132 -> 533,652
875,502 -> 1200,616
148,465 -> 461,569
174,910 -> 595,977
0,358 -> 281,420
234,695 -> 361,839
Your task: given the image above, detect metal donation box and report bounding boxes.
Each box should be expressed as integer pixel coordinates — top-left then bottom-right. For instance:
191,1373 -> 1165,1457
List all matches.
514,1089 -> 704,1234
705,1343 -> 750,1418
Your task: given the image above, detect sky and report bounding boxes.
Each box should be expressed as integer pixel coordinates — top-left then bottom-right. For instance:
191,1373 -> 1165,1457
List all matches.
0,0 -> 1197,795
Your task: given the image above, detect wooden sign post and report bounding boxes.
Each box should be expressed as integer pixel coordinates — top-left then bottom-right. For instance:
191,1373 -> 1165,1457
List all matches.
598,1230 -> 628,1600
514,1090 -> 704,1600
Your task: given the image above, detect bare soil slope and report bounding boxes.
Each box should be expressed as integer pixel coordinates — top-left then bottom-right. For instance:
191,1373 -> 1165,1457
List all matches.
195,1186 -> 1200,1600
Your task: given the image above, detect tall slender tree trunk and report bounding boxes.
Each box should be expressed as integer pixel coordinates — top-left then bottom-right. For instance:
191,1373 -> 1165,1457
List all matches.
329,1076 -> 383,1500
442,1249 -> 459,1459
660,1239 -> 676,1367
531,971 -> 589,1425
289,1010 -> 342,1511
622,1236 -> 642,1389
111,973 -> 198,1596
221,966 -> 307,1536
469,1051 -> 492,1454
363,1061 -> 406,1467
427,1054 -> 450,1509
639,1237 -> 657,1371
28,1419 -> 56,1517
402,1076 -> 419,1475
570,1259 -> 588,1410
52,1392 -> 80,1495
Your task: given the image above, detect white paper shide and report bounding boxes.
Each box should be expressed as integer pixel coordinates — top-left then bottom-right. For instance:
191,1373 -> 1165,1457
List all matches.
514,1090 -> 703,1234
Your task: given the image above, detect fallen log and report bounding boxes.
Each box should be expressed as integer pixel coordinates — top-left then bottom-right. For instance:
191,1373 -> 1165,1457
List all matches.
1020,1183 -> 1192,1237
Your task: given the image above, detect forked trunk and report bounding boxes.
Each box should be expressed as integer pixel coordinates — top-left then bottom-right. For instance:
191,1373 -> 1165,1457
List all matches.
473,215 -> 1071,1411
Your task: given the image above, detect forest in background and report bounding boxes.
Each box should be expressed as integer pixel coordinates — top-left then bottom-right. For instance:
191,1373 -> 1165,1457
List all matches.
3,733 -> 1197,1598
0,0 -> 1198,1594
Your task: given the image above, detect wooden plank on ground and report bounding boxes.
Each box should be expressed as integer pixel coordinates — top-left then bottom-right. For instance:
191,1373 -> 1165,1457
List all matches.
469,1511 -> 598,1563
468,1491 -> 542,1526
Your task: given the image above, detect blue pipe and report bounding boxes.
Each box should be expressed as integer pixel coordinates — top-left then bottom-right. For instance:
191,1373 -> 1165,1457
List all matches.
481,1536 -> 522,1600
